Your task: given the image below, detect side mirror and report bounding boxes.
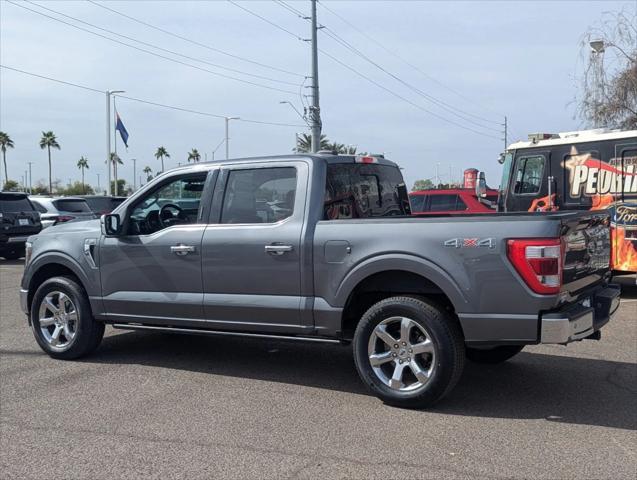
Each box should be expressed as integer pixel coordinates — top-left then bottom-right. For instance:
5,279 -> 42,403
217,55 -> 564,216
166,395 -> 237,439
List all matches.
476,172 -> 487,198
101,213 -> 121,236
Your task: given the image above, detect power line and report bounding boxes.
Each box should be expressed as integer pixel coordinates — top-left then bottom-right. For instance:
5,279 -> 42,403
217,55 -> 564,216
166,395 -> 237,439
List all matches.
272,1 -> 502,139
227,0 -> 500,140
227,0 -> 305,41
6,1 -> 298,95
0,64 -> 307,128
319,26 -> 502,134
317,51 -> 501,141
86,0 -> 303,78
25,0 -> 300,87
317,0 -> 503,123
0,65 -> 104,93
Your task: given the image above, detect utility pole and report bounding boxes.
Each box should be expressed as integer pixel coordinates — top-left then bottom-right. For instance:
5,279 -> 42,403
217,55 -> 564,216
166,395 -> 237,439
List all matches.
225,117 -> 239,159
503,115 -> 508,152
435,163 -> 440,188
309,0 -> 322,153
106,92 -> 111,196
97,173 -> 101,193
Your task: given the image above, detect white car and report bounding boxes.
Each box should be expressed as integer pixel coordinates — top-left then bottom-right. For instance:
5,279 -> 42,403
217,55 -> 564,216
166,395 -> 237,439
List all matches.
29,196 -> 96,228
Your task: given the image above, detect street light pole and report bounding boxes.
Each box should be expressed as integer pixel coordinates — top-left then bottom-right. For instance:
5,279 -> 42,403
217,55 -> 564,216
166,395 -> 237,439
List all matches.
225,117 -> 240,160
27,162 -> 33,194
131,158 -> 137,191
106,89 -> 124,196
97,173 -> 101,193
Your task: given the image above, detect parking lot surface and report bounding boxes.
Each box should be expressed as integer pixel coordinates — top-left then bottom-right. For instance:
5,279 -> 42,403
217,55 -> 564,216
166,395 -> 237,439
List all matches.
1,260 -> 635,479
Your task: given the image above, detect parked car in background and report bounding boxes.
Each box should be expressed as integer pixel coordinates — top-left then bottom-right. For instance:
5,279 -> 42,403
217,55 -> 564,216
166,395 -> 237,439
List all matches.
409,188 -> 498,214
29,196 -> 96,228
0,192 -> 41,259
78,195 -> 126,216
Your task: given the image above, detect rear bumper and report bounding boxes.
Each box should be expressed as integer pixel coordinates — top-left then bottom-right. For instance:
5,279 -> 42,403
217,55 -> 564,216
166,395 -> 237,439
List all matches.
540,285 -> 621,344
0,235 -> 30,248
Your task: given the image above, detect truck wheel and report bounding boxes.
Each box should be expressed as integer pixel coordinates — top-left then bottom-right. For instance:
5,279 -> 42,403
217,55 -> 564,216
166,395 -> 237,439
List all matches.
466,345 -> 524,364
353,296 -> 465,408
30,276 -> 104,360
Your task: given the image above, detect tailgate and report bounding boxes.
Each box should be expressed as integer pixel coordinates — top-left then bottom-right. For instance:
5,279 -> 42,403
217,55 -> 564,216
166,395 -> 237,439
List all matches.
0,211 -> 41,236
561,211 -> 611,293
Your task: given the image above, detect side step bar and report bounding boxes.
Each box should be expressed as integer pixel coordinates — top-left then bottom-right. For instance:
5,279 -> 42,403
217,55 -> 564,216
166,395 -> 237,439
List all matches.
112,323 -> 342,344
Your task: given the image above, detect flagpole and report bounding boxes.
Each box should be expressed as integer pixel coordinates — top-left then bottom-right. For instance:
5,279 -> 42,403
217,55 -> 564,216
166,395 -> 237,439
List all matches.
113,97 -> 119,196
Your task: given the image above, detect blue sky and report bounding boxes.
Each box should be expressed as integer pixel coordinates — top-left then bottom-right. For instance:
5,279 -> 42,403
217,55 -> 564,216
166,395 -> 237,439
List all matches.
0,0 -> 633,191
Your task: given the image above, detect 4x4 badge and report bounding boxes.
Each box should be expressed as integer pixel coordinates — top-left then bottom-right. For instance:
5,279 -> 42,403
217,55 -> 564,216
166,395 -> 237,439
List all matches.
444,238 -> 496,249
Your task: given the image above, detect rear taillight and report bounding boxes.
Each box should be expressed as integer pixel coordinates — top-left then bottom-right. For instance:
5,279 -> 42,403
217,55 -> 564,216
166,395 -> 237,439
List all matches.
54,215 -> 75,224
507,238 -> 563,294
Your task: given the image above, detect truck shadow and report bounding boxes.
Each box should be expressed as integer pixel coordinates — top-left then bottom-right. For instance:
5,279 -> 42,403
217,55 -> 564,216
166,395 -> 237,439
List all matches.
90,330 -> 636,431
614,274 -> 636,299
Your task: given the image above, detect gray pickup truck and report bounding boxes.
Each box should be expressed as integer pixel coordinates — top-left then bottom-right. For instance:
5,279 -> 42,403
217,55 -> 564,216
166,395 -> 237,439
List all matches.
20,154 -> 620,407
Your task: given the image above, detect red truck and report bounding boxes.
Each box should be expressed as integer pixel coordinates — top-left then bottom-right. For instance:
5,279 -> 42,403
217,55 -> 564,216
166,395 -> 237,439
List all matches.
409,188 -> 498,214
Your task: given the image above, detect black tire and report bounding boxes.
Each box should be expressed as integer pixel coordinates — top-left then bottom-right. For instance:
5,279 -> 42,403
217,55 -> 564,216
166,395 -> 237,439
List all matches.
30,276 -> 104,360
2,249 -> 23,260
466,345 -> 524,364
353,296 -> 465,409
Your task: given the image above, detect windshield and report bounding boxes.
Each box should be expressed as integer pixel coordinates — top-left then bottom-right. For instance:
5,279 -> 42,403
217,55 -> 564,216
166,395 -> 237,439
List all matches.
498,152 -> 514,196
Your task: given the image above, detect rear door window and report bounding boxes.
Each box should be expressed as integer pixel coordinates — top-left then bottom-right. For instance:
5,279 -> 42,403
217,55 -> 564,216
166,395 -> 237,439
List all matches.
221,167 -> 297,224
30,200 -> 48,213
0,195 -> 33,213
53,199 -> 92,213
513,155 -> 545,194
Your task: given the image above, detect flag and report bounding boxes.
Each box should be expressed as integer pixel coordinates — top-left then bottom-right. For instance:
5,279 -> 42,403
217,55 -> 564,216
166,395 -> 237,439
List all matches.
115,112 -> 129,148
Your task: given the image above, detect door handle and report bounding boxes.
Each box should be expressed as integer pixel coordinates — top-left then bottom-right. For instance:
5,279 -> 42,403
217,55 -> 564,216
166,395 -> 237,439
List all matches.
265,244 -> 293,255
171,244 -> 196,256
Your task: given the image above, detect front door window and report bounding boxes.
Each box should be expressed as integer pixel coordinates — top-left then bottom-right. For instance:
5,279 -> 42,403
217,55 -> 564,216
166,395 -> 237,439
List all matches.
127,174 -> 207,235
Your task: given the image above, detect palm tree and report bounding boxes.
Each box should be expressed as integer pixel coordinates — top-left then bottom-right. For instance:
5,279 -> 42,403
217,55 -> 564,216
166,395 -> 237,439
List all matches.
295,133 -> 329,153
154,146 -> 170,172
0,131 -> 14,186
325,142 -> 357,155
187,148 -> 201,163
110,153 -> 123,194
39,131 -> 60,194
77,156 -> 89,194
143,166 -> 152,182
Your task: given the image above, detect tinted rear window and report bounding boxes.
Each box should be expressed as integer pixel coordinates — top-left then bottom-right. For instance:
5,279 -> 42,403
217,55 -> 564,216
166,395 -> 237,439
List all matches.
429,194 -> 466,212
0,195 -> 33,213
83,197 -> 124,212
53,199 -> 92,213
409,195 -> 426,212
324,163 -> 407,219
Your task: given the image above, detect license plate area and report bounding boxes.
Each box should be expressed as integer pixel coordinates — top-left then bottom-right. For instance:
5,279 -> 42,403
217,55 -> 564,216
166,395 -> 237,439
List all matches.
18,218 -> 29,226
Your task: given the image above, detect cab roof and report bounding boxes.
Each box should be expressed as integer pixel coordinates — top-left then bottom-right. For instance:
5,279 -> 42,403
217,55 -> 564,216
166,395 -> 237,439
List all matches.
508,128 -> 637,150
169,153 -> 399,173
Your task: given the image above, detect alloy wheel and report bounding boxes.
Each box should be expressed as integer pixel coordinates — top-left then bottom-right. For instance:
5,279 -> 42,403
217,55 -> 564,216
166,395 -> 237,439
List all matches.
367,316 -> 437,392
38,291 -> 78,351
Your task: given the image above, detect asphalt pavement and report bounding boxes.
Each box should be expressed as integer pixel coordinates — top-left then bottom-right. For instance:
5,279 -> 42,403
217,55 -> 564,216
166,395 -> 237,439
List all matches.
1,260 -> 635,479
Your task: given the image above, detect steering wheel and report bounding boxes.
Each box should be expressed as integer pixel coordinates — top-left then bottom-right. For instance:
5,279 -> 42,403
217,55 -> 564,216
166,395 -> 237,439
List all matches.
158,203 -> 184,228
